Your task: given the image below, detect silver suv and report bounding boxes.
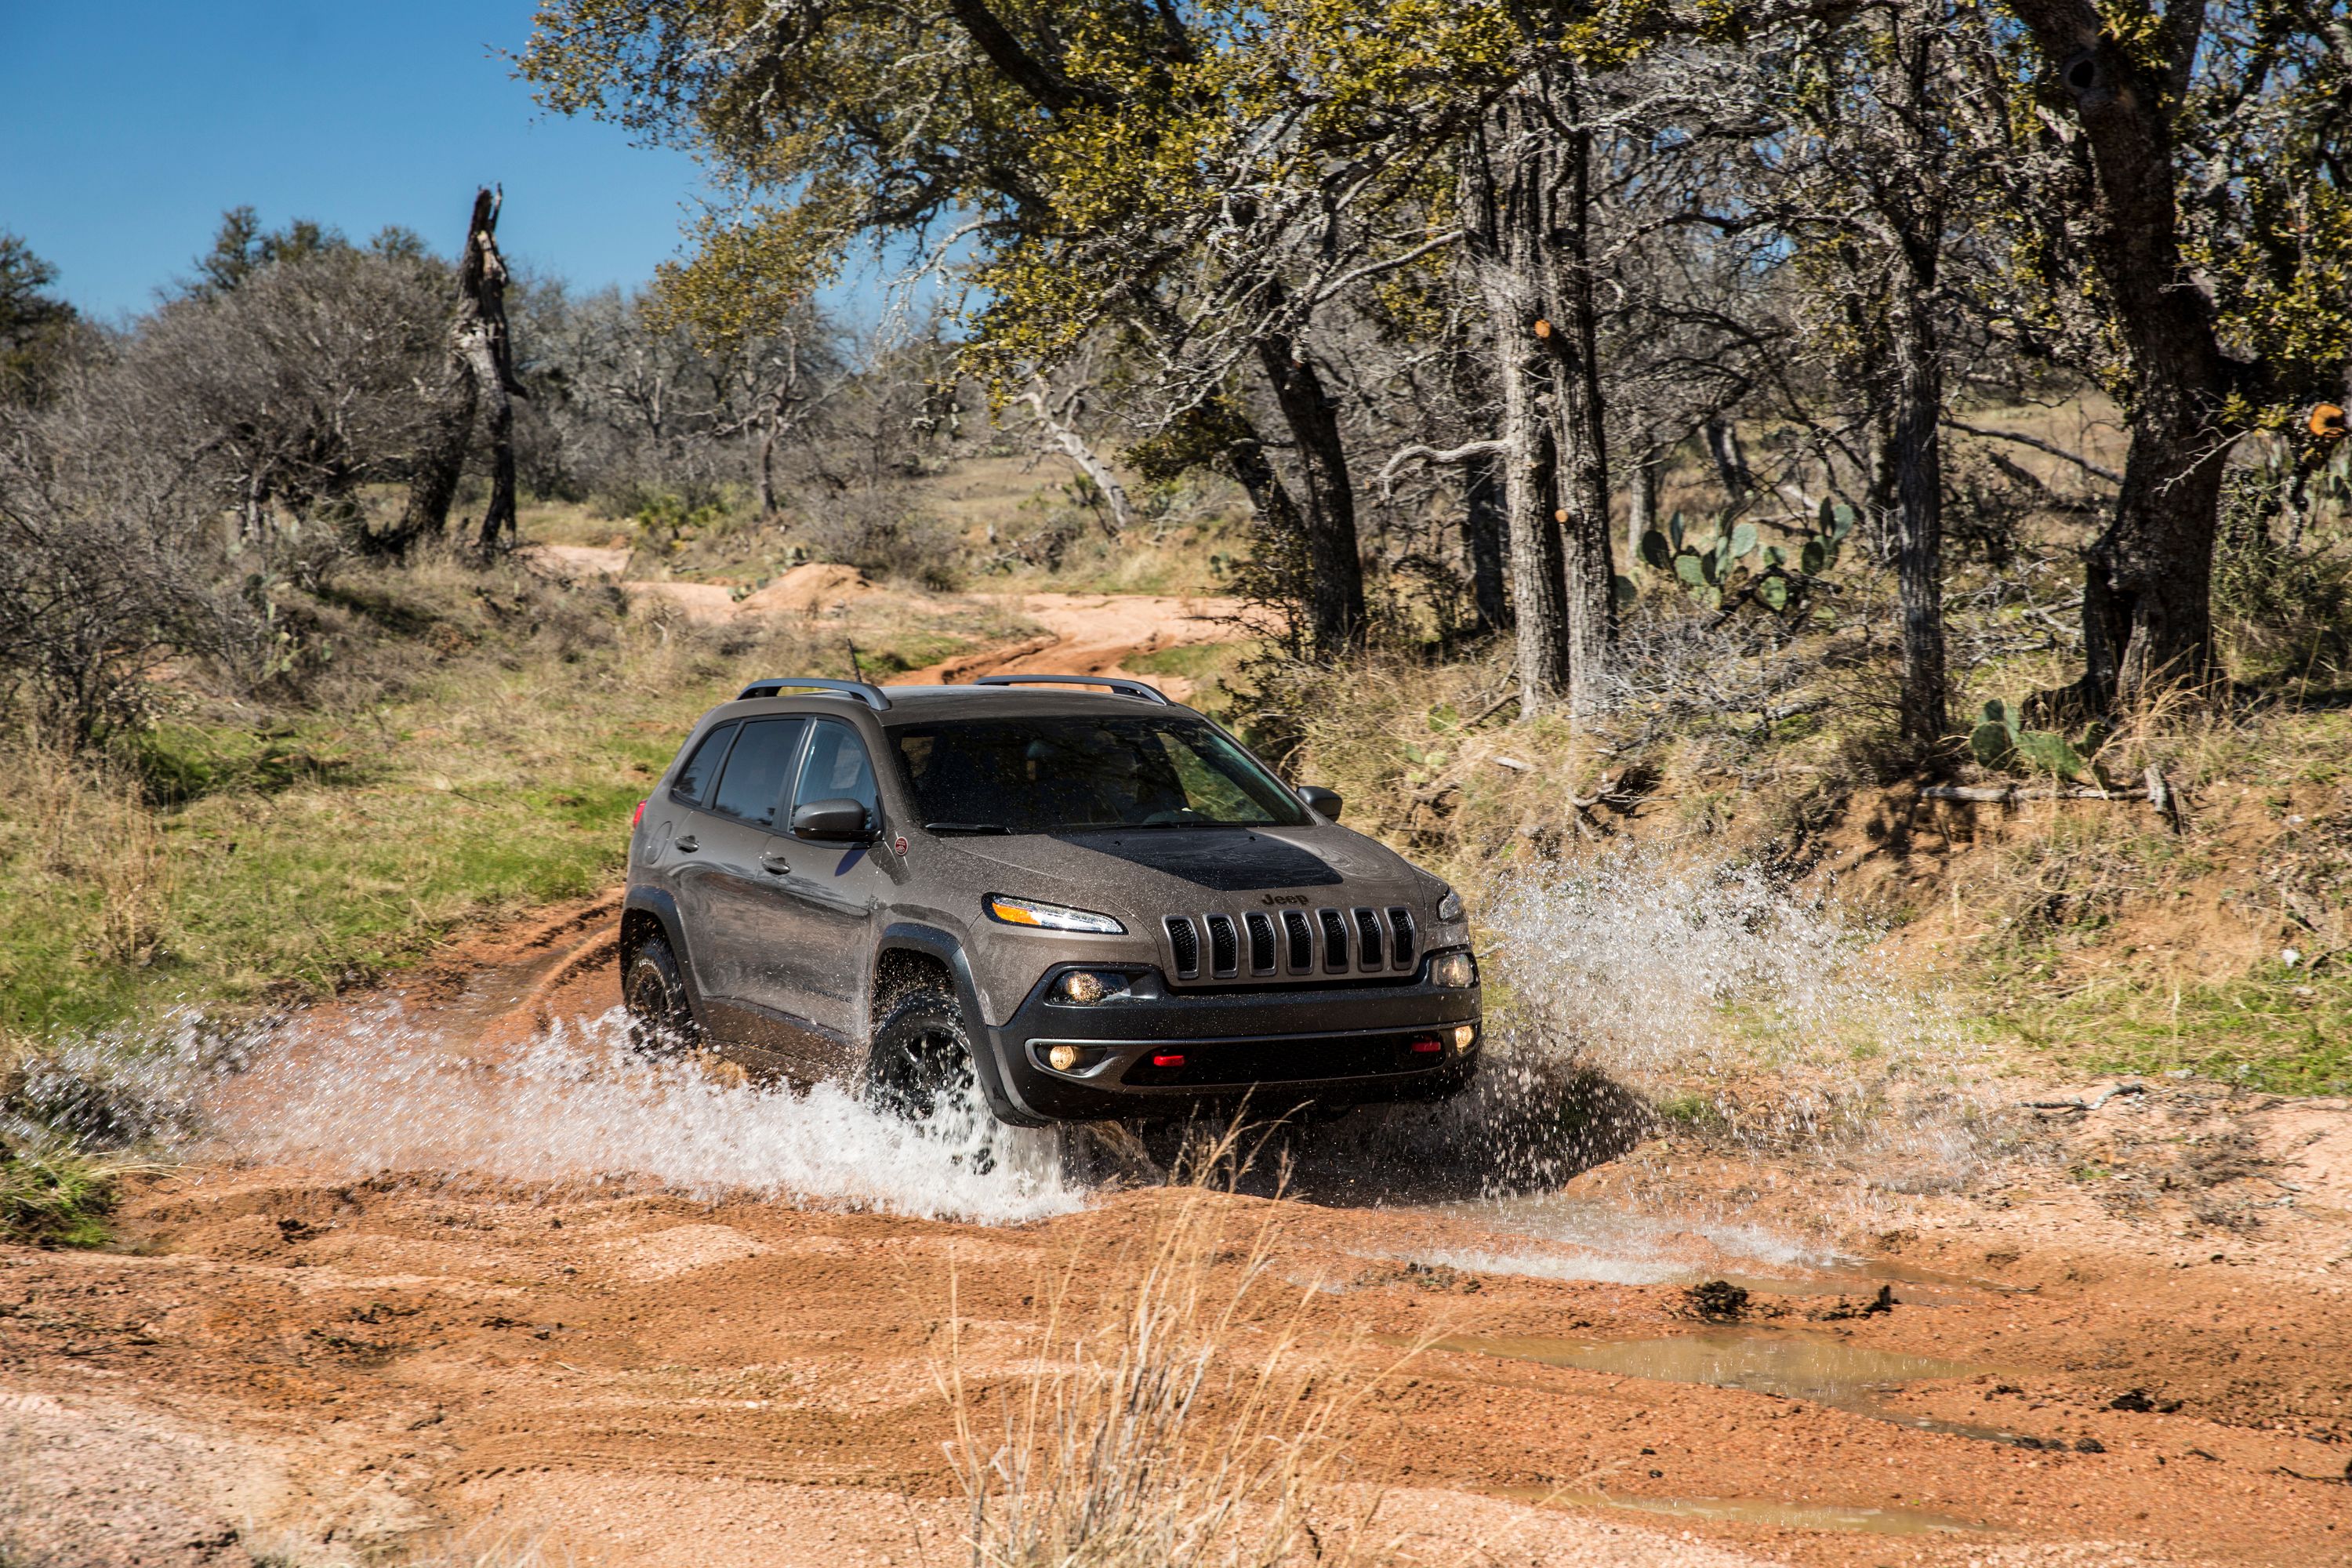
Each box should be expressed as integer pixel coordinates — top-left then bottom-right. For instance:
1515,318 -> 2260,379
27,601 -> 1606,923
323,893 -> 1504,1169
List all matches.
620,675 -> 1482,1124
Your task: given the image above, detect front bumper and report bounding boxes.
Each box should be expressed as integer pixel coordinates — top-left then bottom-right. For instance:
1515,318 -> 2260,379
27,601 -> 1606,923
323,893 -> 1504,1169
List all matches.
979,965 -> 1482,1122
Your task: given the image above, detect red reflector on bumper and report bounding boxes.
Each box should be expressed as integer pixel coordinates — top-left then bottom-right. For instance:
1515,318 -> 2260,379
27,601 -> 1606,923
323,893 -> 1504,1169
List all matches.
631,799 -> 647,829
1151,1053 -> 1186,1068
1408,1037 -> 1444,1054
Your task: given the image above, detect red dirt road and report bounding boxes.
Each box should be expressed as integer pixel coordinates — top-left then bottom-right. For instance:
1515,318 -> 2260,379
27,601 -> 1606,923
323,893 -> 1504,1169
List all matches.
4,900 -> 2350,1566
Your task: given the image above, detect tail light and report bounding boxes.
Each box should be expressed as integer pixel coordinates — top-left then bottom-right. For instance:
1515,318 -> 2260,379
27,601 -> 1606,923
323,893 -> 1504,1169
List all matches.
631,799 -> 647,830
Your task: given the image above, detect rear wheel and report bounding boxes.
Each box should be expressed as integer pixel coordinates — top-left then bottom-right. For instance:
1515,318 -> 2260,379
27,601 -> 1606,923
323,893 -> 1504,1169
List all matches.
622,932 -> 695,1056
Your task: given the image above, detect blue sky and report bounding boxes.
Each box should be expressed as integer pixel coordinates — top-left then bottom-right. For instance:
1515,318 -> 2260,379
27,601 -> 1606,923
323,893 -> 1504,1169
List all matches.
0,2 -> 710,321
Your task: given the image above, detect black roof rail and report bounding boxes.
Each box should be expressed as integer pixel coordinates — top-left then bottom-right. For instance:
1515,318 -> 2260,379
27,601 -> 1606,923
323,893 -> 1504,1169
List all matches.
736,677 -> 892,710
972,673 -> 1171,706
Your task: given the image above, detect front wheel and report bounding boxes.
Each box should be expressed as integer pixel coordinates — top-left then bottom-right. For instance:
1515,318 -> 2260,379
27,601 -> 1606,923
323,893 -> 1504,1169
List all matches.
622,931 -> 696,1056
865,984 -> 980,1120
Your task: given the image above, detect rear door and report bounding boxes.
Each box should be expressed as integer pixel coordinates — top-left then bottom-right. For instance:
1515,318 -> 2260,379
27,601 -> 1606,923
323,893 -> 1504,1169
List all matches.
691,714 -> 811,1053
771,717 -> 889,1064
659,720 -> 741,994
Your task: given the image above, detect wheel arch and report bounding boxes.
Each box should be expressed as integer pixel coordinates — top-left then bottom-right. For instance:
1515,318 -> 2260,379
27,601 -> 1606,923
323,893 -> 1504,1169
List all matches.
620,887 -> 707,1028
873,922 -> 1042,1126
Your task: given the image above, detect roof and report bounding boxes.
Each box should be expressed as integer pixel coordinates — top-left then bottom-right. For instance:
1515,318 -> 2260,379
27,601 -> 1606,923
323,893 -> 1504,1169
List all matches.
703,683 -> 1199,727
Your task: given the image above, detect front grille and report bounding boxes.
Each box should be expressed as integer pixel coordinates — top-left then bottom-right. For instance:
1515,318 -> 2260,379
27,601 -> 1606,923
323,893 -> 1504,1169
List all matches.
1165,916 -> 1200,978
1387,906 -> 1417,970
1319,909 -> 1351,973
1283,909 -> 1313,971
1205,913 -> 1239,977
1160,903 -> 1425,989
1244,912 -> 1277,974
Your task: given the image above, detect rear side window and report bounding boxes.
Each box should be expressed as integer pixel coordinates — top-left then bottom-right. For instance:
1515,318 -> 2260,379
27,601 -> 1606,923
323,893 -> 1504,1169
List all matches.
793,719 -> 880,829
709,717 -> 808,827
670,722 -> 737,805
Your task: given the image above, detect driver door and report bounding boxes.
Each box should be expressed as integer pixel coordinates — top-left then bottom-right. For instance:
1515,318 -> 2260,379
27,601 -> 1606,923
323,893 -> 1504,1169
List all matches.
770,717 -> 889,1070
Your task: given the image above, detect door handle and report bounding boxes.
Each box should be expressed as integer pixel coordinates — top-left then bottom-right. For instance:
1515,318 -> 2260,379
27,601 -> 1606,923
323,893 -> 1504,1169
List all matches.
674,835 -> 699,854
759,850 -> 792,875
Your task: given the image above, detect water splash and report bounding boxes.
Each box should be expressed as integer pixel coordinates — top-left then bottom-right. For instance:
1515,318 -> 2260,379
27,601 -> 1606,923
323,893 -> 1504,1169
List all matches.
39,1004 -> 1080,1226
1477,850 -> 1994,1185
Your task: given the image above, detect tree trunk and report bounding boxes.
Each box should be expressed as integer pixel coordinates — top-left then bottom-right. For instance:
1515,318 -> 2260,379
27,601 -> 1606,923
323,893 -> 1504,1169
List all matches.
1253,329 -> 1365,655
1626,444 -> 1664,567
756,415 -> 779,517
1888,276 -> 1948,752
1884,8 -> 1950,754
462,189 -> 522,557
1704,418 -> 1752,510
2006,0 -> 2236,710
1540,81 -> 1617,720
1461,100 -> 1573,712
1464,447 -> 1511,633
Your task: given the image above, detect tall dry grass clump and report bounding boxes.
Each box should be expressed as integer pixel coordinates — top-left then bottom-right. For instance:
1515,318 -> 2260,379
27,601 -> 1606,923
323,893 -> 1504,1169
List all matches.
12,736 -> 176,970
941,1141 -> 1388,1568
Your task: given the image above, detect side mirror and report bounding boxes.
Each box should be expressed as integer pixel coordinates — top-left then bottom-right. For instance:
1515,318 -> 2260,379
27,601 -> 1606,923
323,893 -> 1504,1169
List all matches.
792,798 -> 874,842
1298,785 -> 1343,822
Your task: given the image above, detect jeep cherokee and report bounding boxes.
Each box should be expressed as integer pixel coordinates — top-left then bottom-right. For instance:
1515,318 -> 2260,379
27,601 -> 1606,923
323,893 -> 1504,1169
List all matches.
619,674 -> 1481,1125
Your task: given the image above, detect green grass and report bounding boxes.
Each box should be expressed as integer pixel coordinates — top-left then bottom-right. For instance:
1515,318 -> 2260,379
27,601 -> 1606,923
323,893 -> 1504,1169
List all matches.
0,1145 -> 120,1247
2004,966 -> 2352,1095
0,550 -> 1000,1045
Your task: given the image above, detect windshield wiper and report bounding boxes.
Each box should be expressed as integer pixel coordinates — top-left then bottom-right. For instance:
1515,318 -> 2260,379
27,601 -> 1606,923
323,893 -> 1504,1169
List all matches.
925,821 -> 1015,835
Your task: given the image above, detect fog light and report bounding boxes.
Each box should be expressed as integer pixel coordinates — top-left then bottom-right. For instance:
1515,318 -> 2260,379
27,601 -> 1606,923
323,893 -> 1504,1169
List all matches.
1430,951 -> 1477,988
1052,969 -> 1130,1004
1453,1025 -> 1476,1054
1046,1044 -> 1081,1072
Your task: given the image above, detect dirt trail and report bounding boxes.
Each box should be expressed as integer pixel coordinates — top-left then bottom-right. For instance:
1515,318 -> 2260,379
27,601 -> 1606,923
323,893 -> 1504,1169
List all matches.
516,546 -> 1250,700
6,906 -> 2352,1566
898,590 -> 1248,700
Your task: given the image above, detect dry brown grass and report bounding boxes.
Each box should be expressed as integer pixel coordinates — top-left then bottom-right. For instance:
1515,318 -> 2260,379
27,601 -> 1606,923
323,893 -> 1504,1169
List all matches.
941,1135 -> 1396,1568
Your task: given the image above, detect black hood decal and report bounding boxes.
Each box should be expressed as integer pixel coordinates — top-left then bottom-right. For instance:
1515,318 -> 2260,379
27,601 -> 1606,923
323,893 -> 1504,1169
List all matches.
1052,829 -> 1345,891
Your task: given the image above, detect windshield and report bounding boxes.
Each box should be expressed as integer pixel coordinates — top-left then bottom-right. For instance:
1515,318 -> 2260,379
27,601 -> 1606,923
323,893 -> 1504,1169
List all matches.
891,715 -> 1312,833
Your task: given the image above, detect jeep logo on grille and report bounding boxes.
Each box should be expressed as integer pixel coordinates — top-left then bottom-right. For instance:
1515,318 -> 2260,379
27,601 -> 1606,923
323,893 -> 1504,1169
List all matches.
1259,893 -> 1309,906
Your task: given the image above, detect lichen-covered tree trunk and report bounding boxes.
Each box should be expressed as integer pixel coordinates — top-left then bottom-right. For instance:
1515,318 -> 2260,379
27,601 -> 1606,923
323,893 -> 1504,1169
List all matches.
2006,0 -> 2237,710
1462,101 -> 1573,711
1541,90 -> 1618,721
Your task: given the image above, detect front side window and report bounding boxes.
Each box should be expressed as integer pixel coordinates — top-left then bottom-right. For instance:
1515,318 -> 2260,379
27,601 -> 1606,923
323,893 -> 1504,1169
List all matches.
708,717 -> 808,826
671,722 -> 737,805
891,715 -> 1311,834
793,719 -> 880,830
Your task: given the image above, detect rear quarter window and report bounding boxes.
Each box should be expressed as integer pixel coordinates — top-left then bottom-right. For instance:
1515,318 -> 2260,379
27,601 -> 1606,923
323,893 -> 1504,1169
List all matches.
670,722 -> 737,805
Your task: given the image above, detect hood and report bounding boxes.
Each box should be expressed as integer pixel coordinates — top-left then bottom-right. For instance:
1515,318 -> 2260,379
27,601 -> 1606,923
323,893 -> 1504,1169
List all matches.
944,825 -> 1428,910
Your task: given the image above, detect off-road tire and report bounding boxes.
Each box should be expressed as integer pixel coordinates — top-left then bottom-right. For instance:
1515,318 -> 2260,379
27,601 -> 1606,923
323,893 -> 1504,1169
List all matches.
622,932 -> 695,1056
866,984 -> 982,1121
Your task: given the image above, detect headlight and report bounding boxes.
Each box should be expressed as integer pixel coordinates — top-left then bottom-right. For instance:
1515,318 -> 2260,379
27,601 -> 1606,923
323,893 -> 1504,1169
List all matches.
1436,889 -> 1465,923
1051,969 -> 1134,1004
1430,951 -> 1477,988
987,895 -> 1127,935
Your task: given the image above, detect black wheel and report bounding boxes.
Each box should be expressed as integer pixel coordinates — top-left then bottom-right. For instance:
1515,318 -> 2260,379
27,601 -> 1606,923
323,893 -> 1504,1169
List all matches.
622,931 -> 696,1056
866,983 -> 979,1120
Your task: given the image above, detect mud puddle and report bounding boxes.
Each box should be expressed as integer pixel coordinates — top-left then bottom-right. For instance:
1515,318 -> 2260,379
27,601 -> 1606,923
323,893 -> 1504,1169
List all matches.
1489,1484 -> 1986,1536
1424,1328 -> 2069,1449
